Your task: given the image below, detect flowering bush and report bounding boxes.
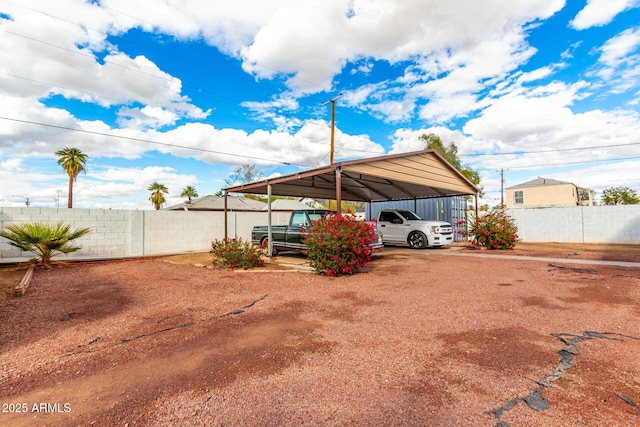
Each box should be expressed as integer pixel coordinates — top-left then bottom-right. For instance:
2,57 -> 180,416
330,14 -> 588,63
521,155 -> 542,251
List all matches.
210,238 -> 265,269
458,207 -> 520,250
303,213 -> 376,276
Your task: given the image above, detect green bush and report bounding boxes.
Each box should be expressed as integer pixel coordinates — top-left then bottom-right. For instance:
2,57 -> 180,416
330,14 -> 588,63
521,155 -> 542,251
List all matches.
0,222 -> 91,267
459,207 -> 519,249
210,238 -> 265,269
303,213 -> 376,276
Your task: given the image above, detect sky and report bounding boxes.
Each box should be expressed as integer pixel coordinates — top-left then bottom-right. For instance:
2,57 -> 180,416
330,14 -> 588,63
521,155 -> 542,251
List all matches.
1,0 -> 639,210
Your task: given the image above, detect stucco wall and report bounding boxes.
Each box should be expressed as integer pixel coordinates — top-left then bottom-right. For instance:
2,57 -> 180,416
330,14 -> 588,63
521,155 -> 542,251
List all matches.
506,205 -> 640,244
0,207 -> 291,261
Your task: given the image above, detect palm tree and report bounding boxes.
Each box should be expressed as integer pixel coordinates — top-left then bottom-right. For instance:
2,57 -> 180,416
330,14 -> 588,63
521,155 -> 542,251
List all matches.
148,182 -> 169,210
55,147 -> 88,208
0,222 -> 91,267
180,185 -> 198,202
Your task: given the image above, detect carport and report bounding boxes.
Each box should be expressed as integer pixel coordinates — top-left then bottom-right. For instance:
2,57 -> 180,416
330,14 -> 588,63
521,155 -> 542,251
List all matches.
223,149 -> 479,251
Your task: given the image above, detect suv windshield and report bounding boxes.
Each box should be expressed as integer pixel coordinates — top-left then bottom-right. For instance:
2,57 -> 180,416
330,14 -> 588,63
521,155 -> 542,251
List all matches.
398,210 -> 422,221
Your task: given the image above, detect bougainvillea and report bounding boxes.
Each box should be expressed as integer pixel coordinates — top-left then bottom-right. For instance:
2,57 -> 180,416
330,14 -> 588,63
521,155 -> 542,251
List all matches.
303,213 -> 376,276
210,238 -> 265,269
458,207 -> 520,250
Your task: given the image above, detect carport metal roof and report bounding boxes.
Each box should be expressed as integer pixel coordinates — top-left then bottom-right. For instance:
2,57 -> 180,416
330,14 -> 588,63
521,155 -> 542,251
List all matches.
224,149 -> 478,204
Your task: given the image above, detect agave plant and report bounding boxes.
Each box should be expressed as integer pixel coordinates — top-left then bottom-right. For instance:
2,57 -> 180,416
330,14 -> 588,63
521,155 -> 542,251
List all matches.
0,222 -> 91,267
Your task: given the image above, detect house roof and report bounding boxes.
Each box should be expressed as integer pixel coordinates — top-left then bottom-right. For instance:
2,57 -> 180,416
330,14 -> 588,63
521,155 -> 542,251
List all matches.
165,194 -> 266,211
224,149 -> 479,202
260,199 -> 312,211
506,177 -> 574,190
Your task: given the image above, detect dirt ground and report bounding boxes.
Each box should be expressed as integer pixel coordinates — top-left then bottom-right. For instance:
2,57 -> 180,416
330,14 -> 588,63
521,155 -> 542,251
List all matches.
1,244 -> 639,426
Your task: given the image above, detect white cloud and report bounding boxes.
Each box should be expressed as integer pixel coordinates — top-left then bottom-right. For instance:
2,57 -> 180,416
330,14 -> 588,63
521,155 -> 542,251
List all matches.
0,1 -> 208,125
240,0 -> 564,96
117,106 -> 180,130
1,0 -> 639,211
588,27 -> 640,93
462,87 -> 640,172
570,0 -> 639,30
598,27 -> 640,68
0,0 -> 569,129
241,95 -> 301,131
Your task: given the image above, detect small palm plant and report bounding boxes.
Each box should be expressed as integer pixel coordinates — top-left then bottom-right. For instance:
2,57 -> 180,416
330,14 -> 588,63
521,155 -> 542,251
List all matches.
0,222 -> 91,267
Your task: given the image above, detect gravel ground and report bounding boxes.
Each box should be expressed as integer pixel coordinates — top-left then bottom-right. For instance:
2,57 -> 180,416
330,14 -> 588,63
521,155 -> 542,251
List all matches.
1,248 -> 639,426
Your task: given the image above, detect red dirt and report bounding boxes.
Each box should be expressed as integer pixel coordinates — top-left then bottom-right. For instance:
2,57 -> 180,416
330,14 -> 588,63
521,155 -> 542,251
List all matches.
1,245 -> 639,426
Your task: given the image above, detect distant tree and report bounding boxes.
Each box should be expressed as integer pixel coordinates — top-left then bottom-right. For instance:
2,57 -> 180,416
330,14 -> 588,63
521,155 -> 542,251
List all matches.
420,133 -> 483,197
421,133 -> 462,169
148,182 -> 169,210
55,147 -> 88,208
601,186 -> 639,205
224,164 -> 264,188
180,185 -> 198,202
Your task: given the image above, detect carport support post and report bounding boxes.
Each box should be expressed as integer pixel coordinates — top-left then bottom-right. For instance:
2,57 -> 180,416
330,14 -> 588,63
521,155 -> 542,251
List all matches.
267,183 -> 273,258
224,191 -> 228,241
335,167 -> 342,214
474,194 -> 478,218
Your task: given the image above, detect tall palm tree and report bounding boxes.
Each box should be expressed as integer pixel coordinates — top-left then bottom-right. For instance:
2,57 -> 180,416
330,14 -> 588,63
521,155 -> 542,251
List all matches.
148,182 -> 169,210
180,185 -> 198,202
55,147 -> 88,208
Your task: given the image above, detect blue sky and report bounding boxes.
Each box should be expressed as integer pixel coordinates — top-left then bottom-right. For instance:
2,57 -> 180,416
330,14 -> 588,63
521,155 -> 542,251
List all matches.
1,0 -> 639,209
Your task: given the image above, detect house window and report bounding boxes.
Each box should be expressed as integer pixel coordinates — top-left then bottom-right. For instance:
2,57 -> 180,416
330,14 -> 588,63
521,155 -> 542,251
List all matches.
514,190 -> 524,204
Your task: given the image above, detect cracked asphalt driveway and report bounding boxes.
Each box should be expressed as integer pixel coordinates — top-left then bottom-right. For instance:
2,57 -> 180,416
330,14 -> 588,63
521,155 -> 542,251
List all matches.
1,247 -> 639,426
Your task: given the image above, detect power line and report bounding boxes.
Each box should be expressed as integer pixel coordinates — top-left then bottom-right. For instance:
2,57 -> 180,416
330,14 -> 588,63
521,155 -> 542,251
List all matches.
0,116 -> 309,167
5,0 -> 328,91
477,155 -> 640,171
1,5 -> 384,157
461,141 -> 640,158
3,29 -> 246,105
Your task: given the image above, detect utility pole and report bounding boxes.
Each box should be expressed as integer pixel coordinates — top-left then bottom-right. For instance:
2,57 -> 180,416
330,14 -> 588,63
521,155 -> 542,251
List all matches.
498,168 -> 509,207
322,94 -> 342,165
12,195 -> 30,207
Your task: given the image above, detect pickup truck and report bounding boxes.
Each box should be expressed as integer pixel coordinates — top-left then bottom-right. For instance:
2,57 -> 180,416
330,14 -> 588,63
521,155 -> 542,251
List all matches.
252,209 -> 384,255
375,209 -> 453,249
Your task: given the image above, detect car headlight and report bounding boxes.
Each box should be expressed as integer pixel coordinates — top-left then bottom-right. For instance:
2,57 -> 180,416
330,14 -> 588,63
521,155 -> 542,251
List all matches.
430,226 -> 438,234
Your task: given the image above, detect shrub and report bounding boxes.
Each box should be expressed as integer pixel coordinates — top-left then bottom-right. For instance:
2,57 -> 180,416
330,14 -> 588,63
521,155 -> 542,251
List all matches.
210,238 -> 265,269
459,207 -> 520,250
303,213 -> 376,276
0,222 -> 91,267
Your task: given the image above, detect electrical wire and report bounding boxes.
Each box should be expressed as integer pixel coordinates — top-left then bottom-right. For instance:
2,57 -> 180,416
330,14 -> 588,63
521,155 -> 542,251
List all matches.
0,116 -> 311,167
460,141 -> 640,158
3,2 -> 640,169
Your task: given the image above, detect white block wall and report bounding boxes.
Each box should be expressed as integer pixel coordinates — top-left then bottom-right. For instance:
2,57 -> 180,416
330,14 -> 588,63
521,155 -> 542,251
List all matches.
0,207 -> 292,261
507,205 -> 640,244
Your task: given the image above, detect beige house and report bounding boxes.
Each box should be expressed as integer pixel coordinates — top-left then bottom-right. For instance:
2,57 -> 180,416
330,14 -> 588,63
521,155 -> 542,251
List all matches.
505,177 -> 593,208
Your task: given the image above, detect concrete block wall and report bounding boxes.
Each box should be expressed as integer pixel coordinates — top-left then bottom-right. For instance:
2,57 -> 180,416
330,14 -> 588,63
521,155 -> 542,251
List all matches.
507,205 -> 640,244
0,207 -> 131,259
582,205 -> 640,243
0,207 -> 292,261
